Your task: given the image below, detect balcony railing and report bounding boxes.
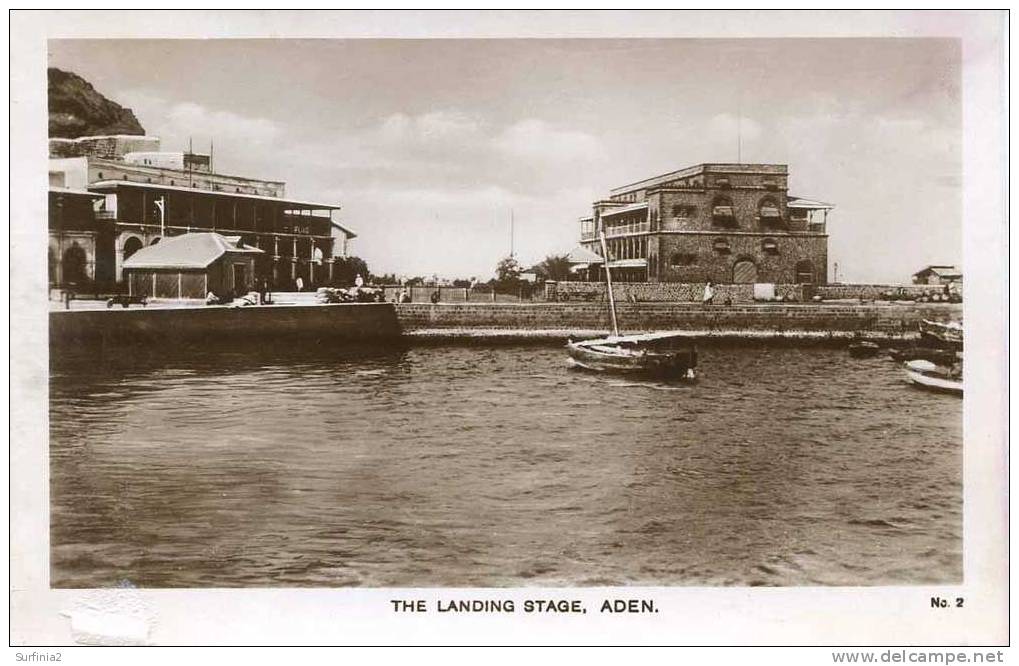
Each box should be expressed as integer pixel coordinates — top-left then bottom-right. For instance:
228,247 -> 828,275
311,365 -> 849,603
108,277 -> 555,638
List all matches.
604,221 -> 650,237
580,230 -> 596,240
95,210 -> 116,221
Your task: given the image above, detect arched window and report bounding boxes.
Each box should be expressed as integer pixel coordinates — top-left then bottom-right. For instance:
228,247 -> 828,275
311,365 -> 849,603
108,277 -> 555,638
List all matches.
123,236 -> 143,260
62,243 -> 87,284
711,196 -> 736,227
712,237 -> 731,254
761,237 -> 779,254
758,197 -> 782,227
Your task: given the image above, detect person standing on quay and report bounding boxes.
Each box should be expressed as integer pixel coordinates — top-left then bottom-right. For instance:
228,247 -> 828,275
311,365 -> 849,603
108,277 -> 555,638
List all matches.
703,280 -> 715,305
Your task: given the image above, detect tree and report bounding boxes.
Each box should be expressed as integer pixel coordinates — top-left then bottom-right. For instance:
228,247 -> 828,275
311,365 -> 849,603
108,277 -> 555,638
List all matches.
534,254 -> 572,282
332,256 -> 371,286
494,256 -> 521,288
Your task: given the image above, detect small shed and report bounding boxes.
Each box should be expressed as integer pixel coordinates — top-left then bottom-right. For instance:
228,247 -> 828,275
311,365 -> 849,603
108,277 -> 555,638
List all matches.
123,232 -> 264,299
912,265 -> 962,286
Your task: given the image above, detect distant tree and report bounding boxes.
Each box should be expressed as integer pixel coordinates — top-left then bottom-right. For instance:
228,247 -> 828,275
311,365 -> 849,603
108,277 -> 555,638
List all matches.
452,278 -> 472,288
533,254 -> 572,282
375,272 -> 400,285
332,256 -> 371,286
494,256 -> 521,288
405,276 -> 425,287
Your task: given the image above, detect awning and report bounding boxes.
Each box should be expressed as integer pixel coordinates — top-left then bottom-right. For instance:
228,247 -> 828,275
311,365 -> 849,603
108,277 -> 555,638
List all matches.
712,206 -> 734,217
567,245 -> 605,264
713,239 -> 731,251
601,202 -> 648,218
123,232 -> 264,270
759,206 -> 781,218
787,196 -> 834,210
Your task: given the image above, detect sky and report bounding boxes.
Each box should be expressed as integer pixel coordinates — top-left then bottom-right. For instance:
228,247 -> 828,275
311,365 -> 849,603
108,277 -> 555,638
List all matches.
49,38 -> 961,283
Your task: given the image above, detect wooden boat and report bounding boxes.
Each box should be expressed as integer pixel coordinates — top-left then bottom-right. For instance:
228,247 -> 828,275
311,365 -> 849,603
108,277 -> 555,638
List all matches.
566,231 -> 697,380
904,359 -> 962,395
919,319 -> 963,348
848,340 -> 881,358
567,332 -> 697,378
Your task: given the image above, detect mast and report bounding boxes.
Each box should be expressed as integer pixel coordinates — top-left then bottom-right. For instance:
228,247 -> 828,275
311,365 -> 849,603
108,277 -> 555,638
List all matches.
598,230 -> 619,338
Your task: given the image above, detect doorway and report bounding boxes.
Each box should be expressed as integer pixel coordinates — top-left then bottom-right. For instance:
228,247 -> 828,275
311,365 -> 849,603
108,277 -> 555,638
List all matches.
732,259 -> 758,284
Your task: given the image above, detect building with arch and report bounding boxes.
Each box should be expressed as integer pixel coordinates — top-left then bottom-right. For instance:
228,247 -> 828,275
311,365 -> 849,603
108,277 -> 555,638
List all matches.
577,163 -> 833,285
48,134 -> 356,291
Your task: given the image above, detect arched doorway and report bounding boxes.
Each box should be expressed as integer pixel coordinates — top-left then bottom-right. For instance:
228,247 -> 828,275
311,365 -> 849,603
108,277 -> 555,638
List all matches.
62,243 -> 87,285
732,259 -> 758,284
123,236 -> 143,260
795,260 -> 814,284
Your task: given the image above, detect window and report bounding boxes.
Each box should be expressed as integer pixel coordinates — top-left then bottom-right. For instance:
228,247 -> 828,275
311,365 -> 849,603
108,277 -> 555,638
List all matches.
712,196 -> 736,227
97,172 -> 104,179
170,180 -> 175,185
762,237 -> 779,254
763,179 -> 778,191
712,238 -> 731,254
758,197 -> 782,226
716,177 -> 731,189
671,205 -> 696,218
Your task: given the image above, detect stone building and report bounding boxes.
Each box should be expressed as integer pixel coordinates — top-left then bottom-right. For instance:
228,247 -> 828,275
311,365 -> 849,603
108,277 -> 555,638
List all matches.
48,134 -> 356,291
912,265 -> 962,286
48,187 -> 108,286
578,163 -> 833,285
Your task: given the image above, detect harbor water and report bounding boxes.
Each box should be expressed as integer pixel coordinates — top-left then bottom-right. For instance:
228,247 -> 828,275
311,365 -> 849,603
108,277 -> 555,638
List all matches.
50,340 -> 961,587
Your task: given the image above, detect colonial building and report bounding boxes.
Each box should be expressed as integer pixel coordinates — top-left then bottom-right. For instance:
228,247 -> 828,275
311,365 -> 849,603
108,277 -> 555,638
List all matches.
48,134 -> 356,291
912,265 -> 962,286
577,163 -> 833,285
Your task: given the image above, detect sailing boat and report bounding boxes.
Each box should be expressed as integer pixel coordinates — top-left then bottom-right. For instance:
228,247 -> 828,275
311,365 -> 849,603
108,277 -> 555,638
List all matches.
566,231 -> 697,379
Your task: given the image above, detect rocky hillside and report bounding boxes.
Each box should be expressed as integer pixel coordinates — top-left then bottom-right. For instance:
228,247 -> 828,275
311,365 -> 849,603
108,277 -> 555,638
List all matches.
48,67 -> 145,138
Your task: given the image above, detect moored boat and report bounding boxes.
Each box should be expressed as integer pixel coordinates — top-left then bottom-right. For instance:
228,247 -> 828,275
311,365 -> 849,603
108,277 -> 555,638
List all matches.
904,359 -> 962,395
567,332 -> 697,379
566,230 -> 697,380
919,319 -> 963,348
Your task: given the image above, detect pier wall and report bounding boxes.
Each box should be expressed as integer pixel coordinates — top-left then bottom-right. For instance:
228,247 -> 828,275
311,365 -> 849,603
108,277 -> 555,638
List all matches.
50,301 -> 964,345
50,302 -> 402,345
395,302 -> 963,339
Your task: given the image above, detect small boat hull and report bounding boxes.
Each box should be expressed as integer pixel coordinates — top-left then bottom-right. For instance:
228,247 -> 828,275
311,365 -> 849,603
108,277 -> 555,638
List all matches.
904,359 -> 962,395
567,333 -> 697,379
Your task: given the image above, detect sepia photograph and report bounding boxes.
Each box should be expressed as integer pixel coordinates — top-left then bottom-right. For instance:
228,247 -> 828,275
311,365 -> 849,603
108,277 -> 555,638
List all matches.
10,10 -> 1008,649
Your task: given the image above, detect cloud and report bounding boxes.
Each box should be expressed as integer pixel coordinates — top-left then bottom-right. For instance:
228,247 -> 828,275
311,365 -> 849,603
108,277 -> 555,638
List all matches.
493,119 -> 605,163
378,110 -> 483,145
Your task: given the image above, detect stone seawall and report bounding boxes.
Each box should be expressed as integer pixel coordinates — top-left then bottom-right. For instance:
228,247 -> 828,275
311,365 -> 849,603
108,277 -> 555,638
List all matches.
50,302 -> 402,345
50,301 -> 964,346
396,302 -> 963,340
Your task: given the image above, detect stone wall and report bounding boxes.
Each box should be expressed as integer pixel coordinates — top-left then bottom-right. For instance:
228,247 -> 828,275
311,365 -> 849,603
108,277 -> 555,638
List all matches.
816,283 -> 960,300
653,232 -> 826,284
395,302 -> 962,339
50,302 -> 402,345
547,281 -> 809,303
